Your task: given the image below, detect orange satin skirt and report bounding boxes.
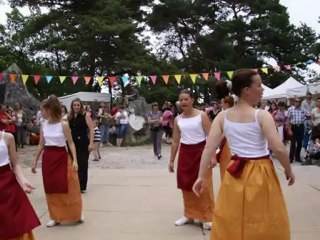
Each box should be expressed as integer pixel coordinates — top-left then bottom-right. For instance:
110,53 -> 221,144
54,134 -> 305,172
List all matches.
1,232 -> 35,240
182,169 -> 214,222
219,142 -> 231,181
45,157 -> 82,223
211,159 -> 290,240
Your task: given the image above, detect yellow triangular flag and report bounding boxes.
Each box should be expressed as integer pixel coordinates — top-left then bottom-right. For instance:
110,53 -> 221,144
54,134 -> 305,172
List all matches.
261,68 -> 268,74
174,75 -> 182,84
190,74 -> 197,84
135,76 -> 143,86
59,76 -> 66,83
22,75 -> 29,85
227,71 -> 234,79
97,76 -> 104,86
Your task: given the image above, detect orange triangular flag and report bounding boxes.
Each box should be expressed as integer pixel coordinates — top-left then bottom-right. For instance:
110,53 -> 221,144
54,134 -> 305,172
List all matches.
202,73 -> 209,81
162,75 -> 170,85
84,76 -> 92,85
10,73 -> 17,83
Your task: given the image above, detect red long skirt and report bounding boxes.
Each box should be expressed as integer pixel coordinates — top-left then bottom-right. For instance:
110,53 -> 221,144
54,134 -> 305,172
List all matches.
0,165 -> 40,239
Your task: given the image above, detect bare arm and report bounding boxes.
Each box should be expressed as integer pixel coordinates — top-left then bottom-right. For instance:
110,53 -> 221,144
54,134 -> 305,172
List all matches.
85,113 -> 94,146
169,118 -> 181,163
260,110 -> 293,182
62,122 -> 78,170
32,126 -> 45,171
198,112 -> 224,179
201,111 -> 211,136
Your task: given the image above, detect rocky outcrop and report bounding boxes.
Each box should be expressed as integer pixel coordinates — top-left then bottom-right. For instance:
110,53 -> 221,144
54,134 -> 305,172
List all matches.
2,64 -> 40,120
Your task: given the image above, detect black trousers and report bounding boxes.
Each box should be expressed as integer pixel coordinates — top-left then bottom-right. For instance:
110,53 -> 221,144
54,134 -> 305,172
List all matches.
290,125 -> 304,162
76,144 -> 89,191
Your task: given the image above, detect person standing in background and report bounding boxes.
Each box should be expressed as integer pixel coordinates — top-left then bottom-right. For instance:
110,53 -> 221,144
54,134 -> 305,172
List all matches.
115,106 -> 129,147
98,102 -> 113,147
162,104 -> 174,144
13,102 -> 27,149
68,98 -> 94,193
148,102 -> 163,159
302,92 -> 316,150
92,118 -> 101,161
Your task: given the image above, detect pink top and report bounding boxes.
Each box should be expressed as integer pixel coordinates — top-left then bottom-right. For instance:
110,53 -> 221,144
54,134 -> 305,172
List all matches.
162,110 -> 174,128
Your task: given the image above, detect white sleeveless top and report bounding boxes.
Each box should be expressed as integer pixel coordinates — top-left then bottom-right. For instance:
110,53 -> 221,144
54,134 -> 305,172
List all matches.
177,113 -> 206,144
0,132 -> 10,167
43,121 -> 66,147
223,110 -> 269,158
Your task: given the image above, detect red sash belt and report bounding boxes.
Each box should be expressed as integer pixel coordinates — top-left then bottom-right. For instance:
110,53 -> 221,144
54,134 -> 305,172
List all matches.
42,146 -> 68,193
227,155 -> 270,178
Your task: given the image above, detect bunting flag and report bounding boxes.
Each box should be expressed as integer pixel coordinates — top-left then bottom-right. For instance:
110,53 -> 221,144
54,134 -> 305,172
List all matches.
34,75 -> 41,85
227,71 -> 233,79
284,65 -> 291,70
150,75 -> 157,85
84,76 -> 91,85
46,75 -> 53,84
22,75 -> 29,85
261,68 -> 268,74
202,73 -> 209,81
273,65 -> 281,72
174,75 -> 182,84
59,76 -> 66,83
162,75 -> 170,85
71,76 -> 78,85
135,76 -> 143,86
214,72 -> 221,81
121,76 -> 129,87
190,74 -> 197,84
0,73 -> 3,82
10,73 -> 17,83
108,76 -> 116,87
97,76 -> 104,86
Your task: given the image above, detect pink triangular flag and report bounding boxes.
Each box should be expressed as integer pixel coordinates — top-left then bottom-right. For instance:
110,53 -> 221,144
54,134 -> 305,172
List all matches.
0,73 -> 3,82
284,65 -> 291,70
162,75 -> 170,85
84,76 -> 91,85
108,76 -> 116,87
150,75 -> 157,85
214,72 -> 221,81
71,76 -> 78,85
202,73 -> 209,81
34,75 -> 41,85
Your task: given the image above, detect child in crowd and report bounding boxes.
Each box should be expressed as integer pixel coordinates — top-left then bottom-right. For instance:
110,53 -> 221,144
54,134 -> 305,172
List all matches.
93,119 -> 101,161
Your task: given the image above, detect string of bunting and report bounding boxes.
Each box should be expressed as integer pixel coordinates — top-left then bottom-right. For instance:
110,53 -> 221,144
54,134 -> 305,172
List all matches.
0,60 -> 319,86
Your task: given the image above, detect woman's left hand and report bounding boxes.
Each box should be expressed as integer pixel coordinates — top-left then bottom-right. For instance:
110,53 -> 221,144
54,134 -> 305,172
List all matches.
192,178 -> 204,197
21,180 -> 35,194
72,161 -> 79,172
88,143 -> 94,152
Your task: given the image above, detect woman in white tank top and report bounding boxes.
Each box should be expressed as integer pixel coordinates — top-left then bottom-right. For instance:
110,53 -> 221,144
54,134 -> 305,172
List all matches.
0,131 -> 40,239
193,69 -> 294,240
169,90 -> 214,230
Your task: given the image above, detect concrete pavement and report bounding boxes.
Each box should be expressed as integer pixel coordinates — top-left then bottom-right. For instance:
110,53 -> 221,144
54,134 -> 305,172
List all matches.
18,145 -> 320,240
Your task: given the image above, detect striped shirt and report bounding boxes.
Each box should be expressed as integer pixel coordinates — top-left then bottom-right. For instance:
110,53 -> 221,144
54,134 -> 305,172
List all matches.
287,106 -> 307,125
94,127 -> 101,142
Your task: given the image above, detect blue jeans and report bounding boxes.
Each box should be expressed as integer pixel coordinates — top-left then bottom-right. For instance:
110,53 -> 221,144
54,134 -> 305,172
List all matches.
100,124 -> 110,143
116,124 -> 128,139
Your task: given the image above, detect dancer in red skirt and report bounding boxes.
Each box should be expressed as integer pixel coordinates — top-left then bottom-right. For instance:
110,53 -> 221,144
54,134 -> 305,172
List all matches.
32,95 -> 83,227
169,89 -> 214,230
0,131 -> 40,240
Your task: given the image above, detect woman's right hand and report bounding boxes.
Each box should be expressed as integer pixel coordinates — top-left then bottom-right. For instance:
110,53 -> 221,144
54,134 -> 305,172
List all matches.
168,161 -> 174,173
72,160 -> 79,172
31,162 -> 37,174
192,178 -> 204,197
285,169 -> 295,186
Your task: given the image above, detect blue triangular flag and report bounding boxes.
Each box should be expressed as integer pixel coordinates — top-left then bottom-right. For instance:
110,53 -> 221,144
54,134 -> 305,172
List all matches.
121,76 -> 129,87
46,75 -> 53,83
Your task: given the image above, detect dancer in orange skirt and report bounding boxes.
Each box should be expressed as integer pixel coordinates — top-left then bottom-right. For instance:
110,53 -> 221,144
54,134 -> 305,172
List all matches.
0,131 -> 40,240
193,69 -> 294,240
216,82 -> 235,180
169,89 -> 214,230
32,95 -> 83,227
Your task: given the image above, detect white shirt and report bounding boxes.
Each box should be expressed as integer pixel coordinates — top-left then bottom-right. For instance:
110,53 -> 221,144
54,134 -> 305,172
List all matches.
177,113 -> 206,144
43,121 -> 66,147
0,132 -> 10,167
223,110 -> 269,158
115,110 -> 129,124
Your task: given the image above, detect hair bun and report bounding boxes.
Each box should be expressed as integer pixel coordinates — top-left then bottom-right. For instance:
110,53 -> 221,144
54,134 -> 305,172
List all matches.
215,80 -> 230,100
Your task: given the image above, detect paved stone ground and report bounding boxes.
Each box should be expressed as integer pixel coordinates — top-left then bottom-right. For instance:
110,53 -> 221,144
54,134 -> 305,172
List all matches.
18,144 -> 320,240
